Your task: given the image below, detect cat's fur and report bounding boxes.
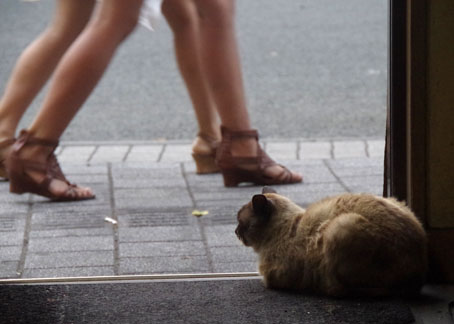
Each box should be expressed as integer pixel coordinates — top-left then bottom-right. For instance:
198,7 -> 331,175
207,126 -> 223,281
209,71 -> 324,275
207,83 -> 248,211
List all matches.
235,187 -> 427,297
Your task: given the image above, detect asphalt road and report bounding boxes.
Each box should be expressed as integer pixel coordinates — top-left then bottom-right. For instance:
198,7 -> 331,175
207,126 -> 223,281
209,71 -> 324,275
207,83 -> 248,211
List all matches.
0,0 -> 387,141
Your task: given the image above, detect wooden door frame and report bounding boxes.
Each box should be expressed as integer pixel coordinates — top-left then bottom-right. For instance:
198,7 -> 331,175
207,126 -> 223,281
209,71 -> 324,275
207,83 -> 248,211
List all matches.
387,0 -> 454,282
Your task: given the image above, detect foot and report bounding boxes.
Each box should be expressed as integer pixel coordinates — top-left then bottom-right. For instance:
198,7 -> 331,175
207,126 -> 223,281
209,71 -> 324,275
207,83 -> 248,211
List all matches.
10,141 -> 94,201
0,137 -> 15,179
230,138 -> 302,182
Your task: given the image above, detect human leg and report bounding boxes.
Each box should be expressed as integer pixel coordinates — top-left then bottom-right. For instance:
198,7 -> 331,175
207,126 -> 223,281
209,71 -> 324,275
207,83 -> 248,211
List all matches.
162,0 -> 220,173
0,0 -> 95,177
194,0 -> 302,185
28,0 -> 143,140
6,0 -> 144,200
193,0 -> 250,130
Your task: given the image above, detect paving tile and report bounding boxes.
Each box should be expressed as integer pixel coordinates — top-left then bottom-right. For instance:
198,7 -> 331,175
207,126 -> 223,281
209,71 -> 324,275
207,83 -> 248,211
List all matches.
367,139 -> 385,157
182,161 -> 197,174
29,228 -> 113,239
0,185 -> 29,202
191,186 -> 263,203
299,141 -> 331,159
119,226 -> 202,243
22,266 -> 115,278
125,145 -> 163,162
0,245 -> 22,261
58,146 -> 96,163
210,246 -> 257,263
61,174 -> 108,185
198,205 -> 239,226
0,231 -> 25,247
184,171 -> 221,186
90,145 -> 129,163
265,142 -> 298,160
0,213 -> 26,235
204,225 -> 241,247
114,188 -> 192,209
326,157 -> 383,177
31,209 -> 112,231
57,164 -> 107,175
333,140 -> 367,158
280,163 -> 336,184
28,236 -> 114,253
341,175 -> 384,196
119,241 -> 205,258
25,250 -> 113,269
0,200 -> 29,214
0,261 -> 19,278
160,144 -> 192,162
117,207 -> 195,227
112,162 -> 181,174
119,255 -> 210,274
212,261 -> 258,273
113,177 -> 186,189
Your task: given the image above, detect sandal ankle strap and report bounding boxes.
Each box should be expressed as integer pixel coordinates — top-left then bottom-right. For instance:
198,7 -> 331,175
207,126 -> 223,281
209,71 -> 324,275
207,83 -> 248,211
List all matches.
220,126 -> 259,140
13,130 -> 59,153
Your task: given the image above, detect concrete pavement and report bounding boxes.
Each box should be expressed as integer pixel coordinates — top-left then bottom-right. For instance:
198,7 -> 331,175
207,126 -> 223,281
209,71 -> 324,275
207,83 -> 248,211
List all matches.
0,138 -> 385,279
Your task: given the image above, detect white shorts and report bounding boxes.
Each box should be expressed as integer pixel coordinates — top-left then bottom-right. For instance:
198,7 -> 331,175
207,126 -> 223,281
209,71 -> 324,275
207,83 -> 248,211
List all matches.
139,0 -> 163,31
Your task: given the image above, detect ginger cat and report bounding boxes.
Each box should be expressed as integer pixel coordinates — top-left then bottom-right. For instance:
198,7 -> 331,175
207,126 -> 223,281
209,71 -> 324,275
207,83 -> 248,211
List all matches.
235,187 -> 427,297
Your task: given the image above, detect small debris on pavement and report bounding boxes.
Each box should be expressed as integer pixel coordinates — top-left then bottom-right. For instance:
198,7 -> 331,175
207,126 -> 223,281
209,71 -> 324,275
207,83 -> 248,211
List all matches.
104,217 -> 118,225
192,210 -> 209,217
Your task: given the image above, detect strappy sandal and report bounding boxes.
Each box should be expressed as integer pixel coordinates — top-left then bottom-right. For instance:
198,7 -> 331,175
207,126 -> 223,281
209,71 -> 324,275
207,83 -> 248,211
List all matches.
192,133 -> 220,174
216,126 -> 303,187
5,130 -> 95,201
0,138 -> 15,179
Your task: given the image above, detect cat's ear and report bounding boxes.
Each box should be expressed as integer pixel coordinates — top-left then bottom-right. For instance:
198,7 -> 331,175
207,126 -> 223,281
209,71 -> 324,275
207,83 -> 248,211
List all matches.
252,194 -> 273,219
262,186 -> 277,194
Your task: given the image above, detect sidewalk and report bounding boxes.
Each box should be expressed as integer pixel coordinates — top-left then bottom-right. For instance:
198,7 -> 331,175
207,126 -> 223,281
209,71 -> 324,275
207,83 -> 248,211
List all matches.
0,138 -> 385,279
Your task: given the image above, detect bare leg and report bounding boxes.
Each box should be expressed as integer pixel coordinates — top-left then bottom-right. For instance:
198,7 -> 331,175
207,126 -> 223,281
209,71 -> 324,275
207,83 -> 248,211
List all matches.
193,0 -> 250,131
14,0 -> 144,199
162,0 -> 221,155
194,0 -> 302,181
0,0 -> 96,141
28,0 -> 143,140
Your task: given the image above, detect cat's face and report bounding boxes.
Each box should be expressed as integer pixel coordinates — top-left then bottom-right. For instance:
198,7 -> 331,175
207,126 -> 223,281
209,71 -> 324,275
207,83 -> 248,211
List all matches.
235,187 -> 276,247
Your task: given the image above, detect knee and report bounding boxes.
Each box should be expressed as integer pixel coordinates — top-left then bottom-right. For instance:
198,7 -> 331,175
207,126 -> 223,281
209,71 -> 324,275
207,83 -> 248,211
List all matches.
162,0 -> 197,32
43,18 -> 88,47
195,0 -> 235,27
42,25 -> 81,48
95,6 -> 141,42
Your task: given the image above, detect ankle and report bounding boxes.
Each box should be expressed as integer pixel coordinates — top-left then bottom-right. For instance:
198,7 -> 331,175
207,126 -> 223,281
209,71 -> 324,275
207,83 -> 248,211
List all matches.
230,138 -> 258,157
17,145 -> 53,162
199,127 -> 221,142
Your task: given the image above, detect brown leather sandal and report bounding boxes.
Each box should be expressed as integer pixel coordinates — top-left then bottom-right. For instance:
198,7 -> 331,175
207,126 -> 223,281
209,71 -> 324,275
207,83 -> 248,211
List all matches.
216,126 -> 303,187
0,138 -> 15,179
5,130 -> 95,201
192,133 -> 220,174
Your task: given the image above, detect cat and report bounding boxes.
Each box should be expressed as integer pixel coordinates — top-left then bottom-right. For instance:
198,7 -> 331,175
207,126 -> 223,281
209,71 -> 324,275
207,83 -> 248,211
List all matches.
235,187 -> 427,297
